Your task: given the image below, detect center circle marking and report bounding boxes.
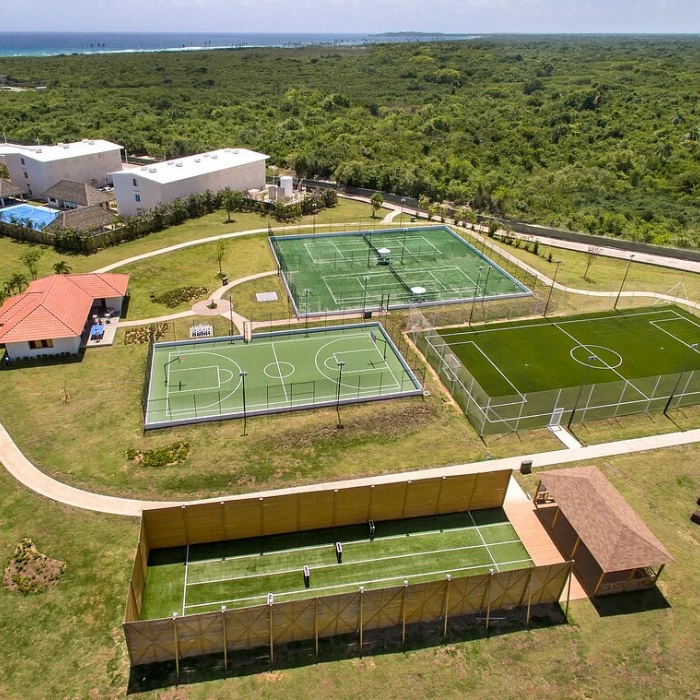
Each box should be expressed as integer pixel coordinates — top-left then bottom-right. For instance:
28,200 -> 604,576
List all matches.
569,344 -> 622,370
264,361 -> 295,379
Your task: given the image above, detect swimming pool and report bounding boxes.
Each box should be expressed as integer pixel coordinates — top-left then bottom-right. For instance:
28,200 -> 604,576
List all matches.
0,203 -> 60,230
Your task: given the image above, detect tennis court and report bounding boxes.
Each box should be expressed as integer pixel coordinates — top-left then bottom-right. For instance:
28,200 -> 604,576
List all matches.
270,225 -> 530,316
144,323 -> 422,429
140,508 -> 533,619
0,203 -> 60,229
419,305 -> 700,433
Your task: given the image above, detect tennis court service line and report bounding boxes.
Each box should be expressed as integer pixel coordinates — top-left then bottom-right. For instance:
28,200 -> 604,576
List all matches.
269,340 -> 289,403
185,538 -> 524,587
184,558 -> 534,611
467,512 -> 500,573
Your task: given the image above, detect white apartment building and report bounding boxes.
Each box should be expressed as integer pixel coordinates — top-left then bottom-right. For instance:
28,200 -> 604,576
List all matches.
110,148 -> 269,217
2,140 -> 123,199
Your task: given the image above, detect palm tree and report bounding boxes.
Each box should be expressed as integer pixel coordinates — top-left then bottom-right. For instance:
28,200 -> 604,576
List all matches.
0,289 -> 7,306
53,260 -> 72,275
655,142 -> 672,163
8,272 -> 28,294
370,192 -> 384,219
683,127 -> 700,142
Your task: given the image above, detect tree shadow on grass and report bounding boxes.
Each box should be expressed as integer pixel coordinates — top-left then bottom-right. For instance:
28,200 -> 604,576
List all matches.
126,603 -> 566,694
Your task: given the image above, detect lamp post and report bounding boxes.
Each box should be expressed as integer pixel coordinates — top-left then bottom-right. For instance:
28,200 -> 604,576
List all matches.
304,288 -> 310,334
664,342 -> 698,415
567,355 -> 596,430
239,370 -> 248,435
544,260 -> 562,318
336,361 -> 345,428
468,267 -> 485,326
229,292 -> 235,340
614,254 -> 635,310
400,198 -> 406,225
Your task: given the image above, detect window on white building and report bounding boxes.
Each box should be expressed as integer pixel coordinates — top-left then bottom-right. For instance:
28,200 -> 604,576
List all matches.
135,194 -> 141,202
29,339 -> 54,349
132,178 -> 137,187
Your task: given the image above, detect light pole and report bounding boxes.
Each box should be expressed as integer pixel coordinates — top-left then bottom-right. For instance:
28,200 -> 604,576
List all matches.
468,267 -> 485,326
304,288 -> 310,334
229,292 -> 235,340
312,202 -> 317,234
336,361 -> 345,428
239,370 -> 248,435
614,254 -> 635,310
362,276 -> 369,314
400,198 -> 406,225
544,260 -> 562,318
664,342 -> 698,415
567,355 -> 596,430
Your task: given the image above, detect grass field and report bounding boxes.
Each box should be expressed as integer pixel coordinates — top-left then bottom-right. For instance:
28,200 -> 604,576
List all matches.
140,509 -> 532,620
145,324 -> 422,428
434,306 -> 700,432
271,226 -> 530,315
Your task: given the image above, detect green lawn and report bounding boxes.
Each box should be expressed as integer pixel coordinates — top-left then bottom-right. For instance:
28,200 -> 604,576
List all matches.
140,510 -> 529,618
227,274 -> 293,323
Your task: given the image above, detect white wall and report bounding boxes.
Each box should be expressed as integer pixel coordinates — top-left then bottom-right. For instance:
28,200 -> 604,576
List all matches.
5,336 -> 81,360
112,160 -> 266,217
5,148 -> 123,198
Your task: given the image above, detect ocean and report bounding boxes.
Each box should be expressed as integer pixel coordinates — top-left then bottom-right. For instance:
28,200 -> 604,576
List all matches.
0,32 -> 477,58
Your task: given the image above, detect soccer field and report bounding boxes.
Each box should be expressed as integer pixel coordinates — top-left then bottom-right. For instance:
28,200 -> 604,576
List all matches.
144,324 -> 422,429
140,509 -> 533,619
424,306 -> 700,433
270,225 -> 530,316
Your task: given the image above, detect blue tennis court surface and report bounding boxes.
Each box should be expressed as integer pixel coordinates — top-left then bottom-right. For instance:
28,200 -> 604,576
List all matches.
0,203 -> 60,229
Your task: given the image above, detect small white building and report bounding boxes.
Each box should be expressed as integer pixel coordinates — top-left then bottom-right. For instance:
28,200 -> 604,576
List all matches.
110,148 -> 268,217
0,273 -> 129,360
2,140 -> 123,200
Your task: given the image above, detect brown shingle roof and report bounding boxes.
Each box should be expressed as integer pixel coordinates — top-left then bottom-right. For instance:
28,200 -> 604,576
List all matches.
0,178 -> 23,198
538,466 -> 674,572
44,205 -> 116,234
39,180 -> 112,207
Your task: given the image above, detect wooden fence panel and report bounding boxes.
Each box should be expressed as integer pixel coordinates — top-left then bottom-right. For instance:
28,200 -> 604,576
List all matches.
298,491 -> 335,531
316,591 -> 361,639
223,605 -> 271,652
446,573 -> 489,617
362,585 -> 405,631
185,503 -> 225,545
403,478 -> 443,518
529,562 -> 572,605
223,498 -> 263,540
263,494 -> 299,536
435,474 -> 477,514
368,482 -> 408,522
468,470 -> 510,510
334,487 -> 371,527
403,579 -> 448,625
488,569 -> 531,611
142,508 -> 187,549
177,612 -> 223,660
272,598 -> 316,645
124,618 -> 176,666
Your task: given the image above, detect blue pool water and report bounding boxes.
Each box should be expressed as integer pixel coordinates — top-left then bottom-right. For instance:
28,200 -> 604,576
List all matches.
0,203 -> 60,229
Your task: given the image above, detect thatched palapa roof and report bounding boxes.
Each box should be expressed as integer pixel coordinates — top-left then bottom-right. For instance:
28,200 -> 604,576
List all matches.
39,180 -> 112,207
538,466 -> 674,572
44,205 -> 116,234
0,178 -> 23,199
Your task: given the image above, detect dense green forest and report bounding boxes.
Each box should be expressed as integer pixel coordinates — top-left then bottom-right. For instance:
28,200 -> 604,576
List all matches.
1,36 -> 700,246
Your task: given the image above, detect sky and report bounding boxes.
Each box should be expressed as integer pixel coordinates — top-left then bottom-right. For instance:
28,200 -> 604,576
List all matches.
2,0 -> 700,34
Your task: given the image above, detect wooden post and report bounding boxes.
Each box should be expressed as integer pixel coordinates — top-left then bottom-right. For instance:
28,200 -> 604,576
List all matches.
551,506 -> 561,529
518,568 -> 534,609
565,562 -> 573,620
259,497 -> 265,537
485,571 -> 494,630
526,569 -> 535,624
624,567 -> 637,592
332,489 -> 338,527
314,597 -> 319,657
220,501 -> 226,540
435,476 -> 446,514
181,505 -> 189,545
401,580 -> 408,643
268,596 -> 274,663
442,575 -> 451,636
593,571 -> 606,596
655,564 -> 666,583
569,535 -> 581,559
401,481 -> 411,519
358,587 -> 365,651
296,493 -> 301,532
533,480 -> 541,508
221,606 -> 228,671
368,485 -> 375,521
172,613 -> 180,678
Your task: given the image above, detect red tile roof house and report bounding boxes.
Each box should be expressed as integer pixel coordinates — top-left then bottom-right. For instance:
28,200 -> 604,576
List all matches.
0,273 -> 129,361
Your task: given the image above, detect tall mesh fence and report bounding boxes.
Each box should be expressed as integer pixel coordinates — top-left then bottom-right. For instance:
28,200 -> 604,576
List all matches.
409,310 -> 700,435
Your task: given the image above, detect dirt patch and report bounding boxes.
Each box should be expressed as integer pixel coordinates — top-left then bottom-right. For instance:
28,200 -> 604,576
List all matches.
3,538 -> 65,594
123,323 -> 170,345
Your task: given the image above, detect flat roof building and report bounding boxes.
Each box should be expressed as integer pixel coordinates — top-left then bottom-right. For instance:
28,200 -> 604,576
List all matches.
111,148 -> 268,217
2,140 -> 123,199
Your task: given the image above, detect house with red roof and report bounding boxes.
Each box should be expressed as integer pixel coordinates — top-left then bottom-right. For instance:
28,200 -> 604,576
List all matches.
0,273 -> 129,360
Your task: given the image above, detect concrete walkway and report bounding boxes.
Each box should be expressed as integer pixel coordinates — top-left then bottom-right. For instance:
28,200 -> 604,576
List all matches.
2,415 -> 700,517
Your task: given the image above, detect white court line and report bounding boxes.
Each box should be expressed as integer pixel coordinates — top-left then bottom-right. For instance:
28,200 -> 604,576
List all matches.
649,318 -> 700,352
184,558 -> 535,610
166,365 -> 222,395
468,511 -> 500,573
186,538 -> 524,587
270,340 -> 289,403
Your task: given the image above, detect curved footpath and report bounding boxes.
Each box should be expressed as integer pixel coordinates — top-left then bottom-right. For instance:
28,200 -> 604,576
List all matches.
2,217 -> 700,517
1,418 -> 700,517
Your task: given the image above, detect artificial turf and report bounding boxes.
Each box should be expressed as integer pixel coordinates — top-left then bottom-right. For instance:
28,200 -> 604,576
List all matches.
271,226 -> 529,314
140,509 -> 533,619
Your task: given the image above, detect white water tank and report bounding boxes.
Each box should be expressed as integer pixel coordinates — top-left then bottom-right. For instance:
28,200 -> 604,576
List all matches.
280,176 -> 293,198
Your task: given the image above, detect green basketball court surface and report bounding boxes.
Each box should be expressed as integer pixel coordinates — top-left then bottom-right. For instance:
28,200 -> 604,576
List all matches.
432,306 -> 700,432
270,225 -> 530,316
144,324 -> 422,429
140,509 -> 533,619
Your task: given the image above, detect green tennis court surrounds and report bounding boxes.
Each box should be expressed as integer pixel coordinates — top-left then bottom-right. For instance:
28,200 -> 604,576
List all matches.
269,225 -> 531,316
144,323 -> 422,429
139,508 -> 533,619
414,305 -> 700,434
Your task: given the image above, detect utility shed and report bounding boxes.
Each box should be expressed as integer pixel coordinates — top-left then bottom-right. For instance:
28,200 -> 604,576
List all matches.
534,466 -> 673,596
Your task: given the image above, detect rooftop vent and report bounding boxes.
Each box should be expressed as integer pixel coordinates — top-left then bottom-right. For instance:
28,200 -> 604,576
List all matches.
203,153 -> 210,158
62,144 -> 70,149
167,161 -> 175,165
211,154 -> 218,159
88,140 -> 95,145
149,167 -> 157,173
176,162 -> 184,167
233,149 -> 239,154
194,158 -> 201,163
35,148 -> 43,153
